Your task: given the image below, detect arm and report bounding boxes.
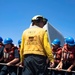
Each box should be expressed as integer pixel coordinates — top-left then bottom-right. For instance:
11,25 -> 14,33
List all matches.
56,48 -> 64,69
0,46 -> 4,62
67,61 -> 75,71
0,56 -> 4,61
7,58 -> 19,65
43,32 -> 54,67
56,60 -> 63,69
7,49 -> 20,66
20,32 -> 24,62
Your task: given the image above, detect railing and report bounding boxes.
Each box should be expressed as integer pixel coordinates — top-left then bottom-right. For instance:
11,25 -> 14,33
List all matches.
48,67 -> 75,73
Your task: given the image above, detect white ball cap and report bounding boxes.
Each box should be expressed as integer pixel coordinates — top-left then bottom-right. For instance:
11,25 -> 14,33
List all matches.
31,15 -> 43,21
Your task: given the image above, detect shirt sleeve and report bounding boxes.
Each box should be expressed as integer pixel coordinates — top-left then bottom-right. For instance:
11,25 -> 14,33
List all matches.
0,46 -> 4,58
14,49 -> 20,58
20,32 -> 25,62
43,32 -> 54,62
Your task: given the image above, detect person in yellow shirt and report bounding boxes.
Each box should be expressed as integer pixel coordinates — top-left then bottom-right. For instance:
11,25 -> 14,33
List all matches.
20,15 -> 54,75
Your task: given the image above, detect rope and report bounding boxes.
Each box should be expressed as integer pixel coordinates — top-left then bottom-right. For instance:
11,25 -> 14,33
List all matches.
48,67 -> 75,73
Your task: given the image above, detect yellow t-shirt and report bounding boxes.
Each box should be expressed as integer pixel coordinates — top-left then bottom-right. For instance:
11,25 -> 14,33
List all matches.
20,26 -> 54,62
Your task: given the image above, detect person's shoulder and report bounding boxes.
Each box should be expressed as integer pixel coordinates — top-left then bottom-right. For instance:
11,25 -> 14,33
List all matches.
38,28 -> 46,32
14,47 -> 18,53
0,46 -> 4,50
22,28 -> 29,34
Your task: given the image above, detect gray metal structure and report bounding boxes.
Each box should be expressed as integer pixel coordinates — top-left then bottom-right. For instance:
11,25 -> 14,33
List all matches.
43,22 -> 65,46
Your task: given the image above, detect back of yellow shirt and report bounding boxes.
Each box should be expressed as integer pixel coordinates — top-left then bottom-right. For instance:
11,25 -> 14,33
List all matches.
20,27 -> 54,62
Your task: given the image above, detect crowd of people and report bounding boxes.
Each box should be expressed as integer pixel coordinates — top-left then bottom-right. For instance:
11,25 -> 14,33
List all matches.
0,15 -> 75,75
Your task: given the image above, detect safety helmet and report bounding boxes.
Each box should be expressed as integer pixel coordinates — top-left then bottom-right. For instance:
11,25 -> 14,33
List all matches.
51,39 -> 61,45
65,36 -> 75,46
4,38 -> 13,44
18,39 -> 21,45
0,36 -> 3,42
31,15 -> 48,25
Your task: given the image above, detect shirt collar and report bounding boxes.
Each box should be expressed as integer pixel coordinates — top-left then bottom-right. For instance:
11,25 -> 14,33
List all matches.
30,25 -> 40,28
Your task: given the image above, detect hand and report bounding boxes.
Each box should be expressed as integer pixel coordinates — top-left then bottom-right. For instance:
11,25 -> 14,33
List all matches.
67,68 -> 71,72
15,63 -> 20,66
57,65 -> 63,71
16,64 -> 23,68
50,62 -> 54,68
55,62 -> 63,71
6,63 -> 12,66
19,65 -> 23,68
16,62 -> 23,68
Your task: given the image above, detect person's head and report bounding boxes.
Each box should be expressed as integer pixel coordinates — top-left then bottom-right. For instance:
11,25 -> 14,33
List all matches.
65,36 -> 75,48
0,36 -> 3,43
0,36 -> 3,46
31,15 -> 48,28
4,37 -> 13,50
51,39 -> 61,49
18,39 -> 21,47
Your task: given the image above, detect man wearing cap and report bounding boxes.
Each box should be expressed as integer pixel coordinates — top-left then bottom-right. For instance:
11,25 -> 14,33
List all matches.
57,36 -> 75,75
51,39 -> 63,75
20,15 -> 54,75
0,36 -> 4,70
16,39 -> 23,75
0,37 -> 20,75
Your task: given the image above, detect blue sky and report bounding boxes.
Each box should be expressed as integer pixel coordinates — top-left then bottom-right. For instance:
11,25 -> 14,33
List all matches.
0,0 -> 75,46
